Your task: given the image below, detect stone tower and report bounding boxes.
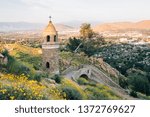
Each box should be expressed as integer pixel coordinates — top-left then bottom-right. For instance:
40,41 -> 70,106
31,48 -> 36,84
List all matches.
42,18 -> 59,74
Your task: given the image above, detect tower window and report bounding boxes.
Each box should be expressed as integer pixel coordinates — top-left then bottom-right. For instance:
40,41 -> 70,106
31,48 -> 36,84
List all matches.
54,35 -> 57,42
46,62 -> 50,68
47,35 -> 50,42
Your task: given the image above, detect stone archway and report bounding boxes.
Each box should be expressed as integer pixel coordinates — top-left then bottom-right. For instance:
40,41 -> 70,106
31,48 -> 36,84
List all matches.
46,62 -> 50,68
79,74 -> 89,80
46,35 -> 50,42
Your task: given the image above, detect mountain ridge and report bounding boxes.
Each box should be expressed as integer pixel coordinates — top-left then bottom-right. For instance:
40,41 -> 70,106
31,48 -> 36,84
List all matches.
93,20 -> 150,32
0,22 -> 75,32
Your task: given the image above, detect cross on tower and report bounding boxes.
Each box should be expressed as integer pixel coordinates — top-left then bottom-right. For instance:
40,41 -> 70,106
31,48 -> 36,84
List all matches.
49,16 -> 52,22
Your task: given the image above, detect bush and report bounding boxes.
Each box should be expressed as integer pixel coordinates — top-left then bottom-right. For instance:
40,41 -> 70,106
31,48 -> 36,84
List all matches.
85,87 -> 110,100
130,90 -> 137,98
33,73 -> 42,82
0,74 -> 47,100
47,87 -> 65,100
77,77 -> 89,85
85,84 -> 121,100
8,61 -> 30,75
15,52 -> 42,70
62,87 -> 82,100
52,75 -> 62,84
88,81 -> 97,86
61,79 -> 87,99
127,69 -> 150,95
33,72 -> 49,82
3,52 -> 36,79
119,77 -> 128,89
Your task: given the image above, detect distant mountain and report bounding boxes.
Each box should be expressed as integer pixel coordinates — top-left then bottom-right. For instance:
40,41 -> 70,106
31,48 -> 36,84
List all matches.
61,20 -> 100,28
55,24 -> 75,32
0,22 -> 75,32
93,20 -> 150,32
61,20 -> 83,28
0,22 -> 44,31
1,20 -> 150,33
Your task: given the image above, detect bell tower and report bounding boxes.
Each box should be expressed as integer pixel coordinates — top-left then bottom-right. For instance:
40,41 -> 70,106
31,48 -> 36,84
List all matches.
42,17 -> 59,74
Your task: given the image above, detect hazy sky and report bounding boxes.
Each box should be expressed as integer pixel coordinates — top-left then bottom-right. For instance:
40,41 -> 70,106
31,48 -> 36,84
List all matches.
0,0 -> 150,23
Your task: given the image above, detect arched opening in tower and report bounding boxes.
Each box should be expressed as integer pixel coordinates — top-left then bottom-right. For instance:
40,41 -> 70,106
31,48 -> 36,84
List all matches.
47,35 -> 50,42
54,35 -> 57,42
46,62 -> 50,68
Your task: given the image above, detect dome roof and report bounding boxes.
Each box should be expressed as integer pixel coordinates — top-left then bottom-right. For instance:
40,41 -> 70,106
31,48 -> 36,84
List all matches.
43,21 -> 57,36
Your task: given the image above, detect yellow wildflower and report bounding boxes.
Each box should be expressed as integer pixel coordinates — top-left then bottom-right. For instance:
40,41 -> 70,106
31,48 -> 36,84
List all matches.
10,96 -> 15,100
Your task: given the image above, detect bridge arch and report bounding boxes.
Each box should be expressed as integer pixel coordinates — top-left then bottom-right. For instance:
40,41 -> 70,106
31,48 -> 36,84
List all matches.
79,74 -> 89,80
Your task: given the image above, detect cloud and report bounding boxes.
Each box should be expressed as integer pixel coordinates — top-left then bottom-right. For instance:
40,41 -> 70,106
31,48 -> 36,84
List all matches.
21,0 -> 53,9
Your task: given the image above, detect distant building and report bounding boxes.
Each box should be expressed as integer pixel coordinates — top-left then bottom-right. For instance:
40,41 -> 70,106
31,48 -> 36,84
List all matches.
119,38 -> 128,43
42,18 -> 60,74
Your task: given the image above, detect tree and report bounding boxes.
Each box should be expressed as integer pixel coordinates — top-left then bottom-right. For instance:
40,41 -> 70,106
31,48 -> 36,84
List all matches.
82,40 -> 97,56
66,37 -> 83,52
66,36 -> 106,57
127,69 -> 150,95
80,23 -> 95,39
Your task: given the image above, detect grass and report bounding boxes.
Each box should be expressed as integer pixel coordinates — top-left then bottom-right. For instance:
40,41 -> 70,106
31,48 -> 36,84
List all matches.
0,43 -> 130,100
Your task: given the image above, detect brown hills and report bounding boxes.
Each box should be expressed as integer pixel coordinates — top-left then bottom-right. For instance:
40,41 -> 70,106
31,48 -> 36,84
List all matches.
55,24 -> 75,32
93,20 -> 150,32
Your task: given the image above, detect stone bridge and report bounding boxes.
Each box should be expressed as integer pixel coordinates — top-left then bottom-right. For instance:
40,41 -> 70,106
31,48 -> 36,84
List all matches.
62,64 -> 134,99
62,64 -> 121,89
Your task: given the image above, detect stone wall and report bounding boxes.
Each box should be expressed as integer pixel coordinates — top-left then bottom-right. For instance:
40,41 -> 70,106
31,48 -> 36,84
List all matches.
42,48 -> 59,74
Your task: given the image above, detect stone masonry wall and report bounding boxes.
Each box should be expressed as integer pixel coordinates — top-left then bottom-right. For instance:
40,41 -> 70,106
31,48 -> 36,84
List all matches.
42,48 -> 59,74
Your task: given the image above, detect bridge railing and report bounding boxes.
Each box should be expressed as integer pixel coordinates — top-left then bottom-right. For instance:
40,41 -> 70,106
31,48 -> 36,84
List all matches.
91,67 -> 122,88
82,64 -> 124,89
61,66 -> 79,75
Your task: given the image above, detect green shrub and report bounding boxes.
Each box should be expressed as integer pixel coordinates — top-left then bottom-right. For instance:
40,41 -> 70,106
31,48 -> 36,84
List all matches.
62,86 -> 82,100
61,79 -> 87,99
127,70 -> 150,95
33,73 -> 42,82
33,72 -> 49,82
119,77 -> 128,89
8,60 -> 30,75
3,52 -> 37,79
85,85 -> 121,100
129,90 -> 137,98
77,77 -> 89,85
85,86 -> 109,100
52,75 -> 62,84
15,52 -> 42,70
88,81 -> 97,86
